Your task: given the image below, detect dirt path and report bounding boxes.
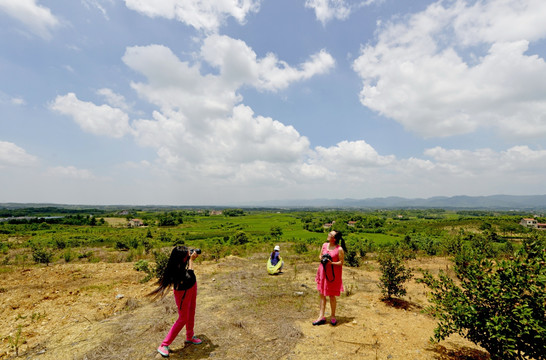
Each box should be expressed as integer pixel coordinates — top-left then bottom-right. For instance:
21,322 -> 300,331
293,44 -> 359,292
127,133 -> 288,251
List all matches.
0,255 -> 489,360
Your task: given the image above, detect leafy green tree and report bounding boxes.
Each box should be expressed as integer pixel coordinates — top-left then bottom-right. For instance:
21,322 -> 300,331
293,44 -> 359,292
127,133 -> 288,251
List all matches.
223,208 -> 245,217
377,249 -> 413,299
32,245 -> 53,265
270,226 -> 283,240
418,238 -> 546,360
232,231 -> 249,245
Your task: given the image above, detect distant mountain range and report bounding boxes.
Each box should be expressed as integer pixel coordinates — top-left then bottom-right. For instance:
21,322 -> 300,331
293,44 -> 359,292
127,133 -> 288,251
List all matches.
2,194 -> 546,211
243,195 -> 546,210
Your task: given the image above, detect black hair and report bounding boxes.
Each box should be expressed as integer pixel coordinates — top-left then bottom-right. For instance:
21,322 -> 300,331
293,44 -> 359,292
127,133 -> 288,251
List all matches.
333,231 -> 347,253
148,246 -> 189,299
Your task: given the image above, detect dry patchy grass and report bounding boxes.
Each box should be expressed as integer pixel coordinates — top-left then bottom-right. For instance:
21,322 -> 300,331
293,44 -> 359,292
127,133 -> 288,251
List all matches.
0,254 -> 489,360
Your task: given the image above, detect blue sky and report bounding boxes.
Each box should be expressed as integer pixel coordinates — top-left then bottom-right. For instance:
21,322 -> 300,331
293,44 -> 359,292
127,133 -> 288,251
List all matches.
1,0 -> 546,206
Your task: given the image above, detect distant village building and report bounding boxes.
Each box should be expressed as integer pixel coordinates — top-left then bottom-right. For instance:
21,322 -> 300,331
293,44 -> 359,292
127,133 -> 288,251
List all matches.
323,221 -> 336,229
347,221 -> 357,227
210,210 -> 223,216
520,218 -> 538,228
520,218 -> 546,230
119,210 -> 129,216
129,219 -> 143,227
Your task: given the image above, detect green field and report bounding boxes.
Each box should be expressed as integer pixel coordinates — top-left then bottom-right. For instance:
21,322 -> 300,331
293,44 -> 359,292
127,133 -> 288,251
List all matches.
0,206 -> 543,266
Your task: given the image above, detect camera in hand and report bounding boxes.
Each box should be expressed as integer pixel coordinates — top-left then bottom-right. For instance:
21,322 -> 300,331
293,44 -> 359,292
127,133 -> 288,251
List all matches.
190,248 -> 201,255
321,253 -> 332,265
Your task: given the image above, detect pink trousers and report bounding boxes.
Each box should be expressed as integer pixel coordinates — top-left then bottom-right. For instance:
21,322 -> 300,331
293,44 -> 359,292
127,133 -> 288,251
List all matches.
161,284 -> 197,346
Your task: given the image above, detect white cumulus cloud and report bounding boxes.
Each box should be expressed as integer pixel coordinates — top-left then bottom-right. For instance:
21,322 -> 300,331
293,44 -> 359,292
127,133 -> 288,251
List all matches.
124,0 -> 260,33
305,0 -> 381,25
97,88 -> 131,112
51,92 -> 133,138
201,35 -> 335,91
0,141 -> 38,168
305,0 -> 352,24
120,38 -> 333,182
352,0 -> 546,139
0,0 -> 60,39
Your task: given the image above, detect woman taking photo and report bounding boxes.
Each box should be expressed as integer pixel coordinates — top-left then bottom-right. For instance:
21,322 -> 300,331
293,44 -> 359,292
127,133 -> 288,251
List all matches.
313,230 -> 346,326
150,246 -> 203,357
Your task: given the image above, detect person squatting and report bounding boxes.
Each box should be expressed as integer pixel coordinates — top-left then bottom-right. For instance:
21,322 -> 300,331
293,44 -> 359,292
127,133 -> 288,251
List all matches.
151,232 -> 346,357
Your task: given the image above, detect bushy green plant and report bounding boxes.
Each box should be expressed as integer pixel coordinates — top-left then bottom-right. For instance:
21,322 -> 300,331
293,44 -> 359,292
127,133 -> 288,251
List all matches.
78,250 -> 94,260
115,239 -> 129,251
377,249 -> 413,299
53,237 -> 66,249
421,237 -> 439,255
418,238 -> 546,360
0,240 -> 8,254
469,233 -> 497,258
293,242 -> 308,255
32,245 -> 53,265
153,249 -> 170,279
232,231 -> 249,245
128,237 -> 139,249
63,249 -> 74,262
173,236 -> 185,246
134,259 -> 153,282
441,235 -> 463,255
133,259 -> 149,272
207,243 -> 224,261
142,237 -> 153,254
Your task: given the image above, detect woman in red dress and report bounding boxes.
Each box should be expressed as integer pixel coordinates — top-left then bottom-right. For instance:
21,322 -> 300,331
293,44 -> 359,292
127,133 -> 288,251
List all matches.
314,230 -> 346,326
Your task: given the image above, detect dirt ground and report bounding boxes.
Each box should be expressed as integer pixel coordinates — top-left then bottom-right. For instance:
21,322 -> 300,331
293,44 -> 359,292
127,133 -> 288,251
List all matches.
0,253 -> 490,360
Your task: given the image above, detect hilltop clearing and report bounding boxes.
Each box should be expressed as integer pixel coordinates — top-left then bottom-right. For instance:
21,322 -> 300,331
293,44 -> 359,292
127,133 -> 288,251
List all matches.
0,255 -> 488,360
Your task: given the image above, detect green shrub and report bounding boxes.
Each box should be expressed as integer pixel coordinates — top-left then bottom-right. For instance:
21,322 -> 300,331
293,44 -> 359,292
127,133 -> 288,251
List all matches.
63,249 -> 74,263
78,250 -> 94,259
232,231 -> 249,245
344,237 -> 371,267
0,241 -> 8,254
418,238 -> 546,360
377,249 -> 413,299
53,237 -> 66,249
441,235 -> 463,255
32,246 -> 53,265
344,249 -> 360,267
142,237 -> 153,254
153,249 -> 170,279
293,243 -> 308,255
173,237 -> 185,246
115,239 -> 129,251
128,237 -> 139,249
421,237 -> 439,256
134,259 -> 153,282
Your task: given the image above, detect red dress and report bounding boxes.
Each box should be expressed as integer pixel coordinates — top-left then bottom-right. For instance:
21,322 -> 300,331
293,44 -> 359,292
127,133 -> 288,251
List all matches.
315,243 -> 344,296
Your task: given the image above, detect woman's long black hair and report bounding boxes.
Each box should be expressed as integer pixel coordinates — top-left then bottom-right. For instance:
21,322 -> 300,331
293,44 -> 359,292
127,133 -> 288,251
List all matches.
148,246 -> 189,299
333,231 -> 347,253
